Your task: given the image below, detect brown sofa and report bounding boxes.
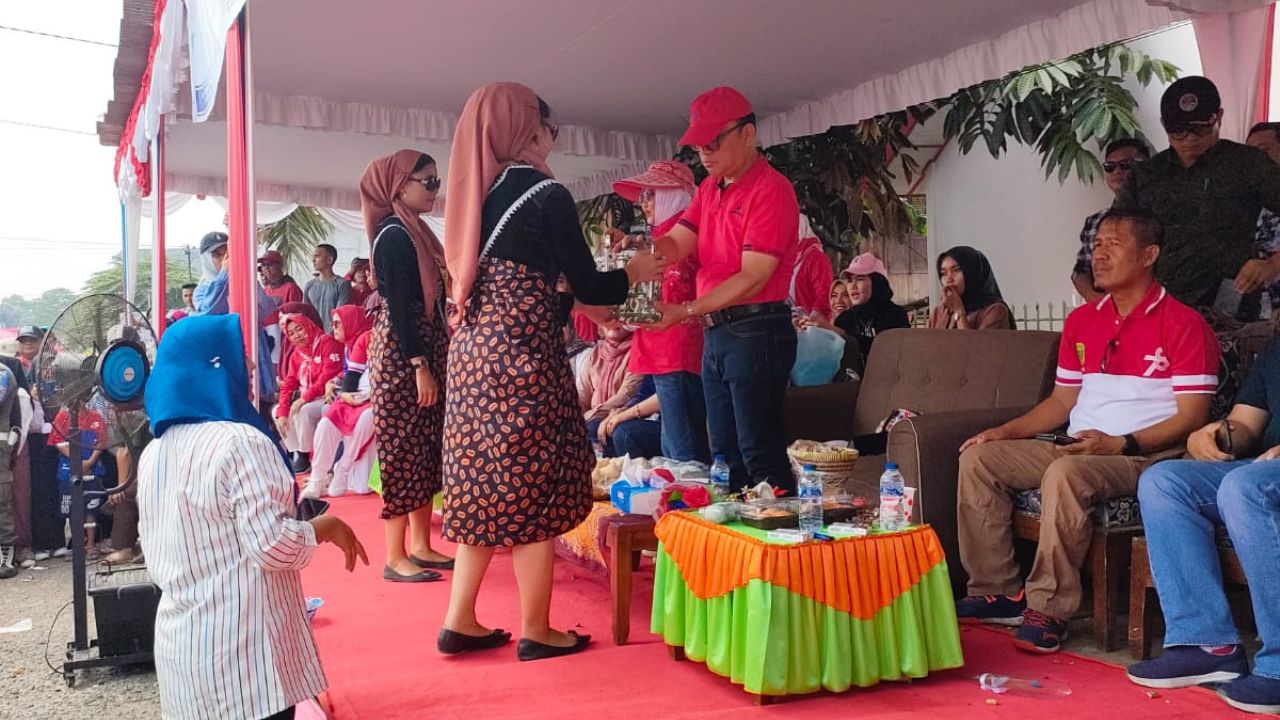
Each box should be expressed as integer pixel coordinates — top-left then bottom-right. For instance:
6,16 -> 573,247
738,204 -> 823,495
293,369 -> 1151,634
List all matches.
784,328 -> 1061,588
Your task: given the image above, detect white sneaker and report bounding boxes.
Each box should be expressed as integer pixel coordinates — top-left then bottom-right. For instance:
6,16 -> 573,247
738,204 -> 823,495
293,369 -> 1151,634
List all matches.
18,550 -> 35,569
52,547 -> 69,559
301,473 -> 329,500
33,551 -> 50,562
326,485 -> 346,498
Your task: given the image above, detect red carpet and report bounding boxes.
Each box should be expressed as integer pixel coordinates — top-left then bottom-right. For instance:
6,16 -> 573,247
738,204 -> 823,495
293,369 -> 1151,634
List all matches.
302,494 -> 1238,719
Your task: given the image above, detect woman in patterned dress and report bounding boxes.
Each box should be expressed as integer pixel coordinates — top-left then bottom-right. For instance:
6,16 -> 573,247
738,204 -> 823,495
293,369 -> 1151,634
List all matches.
438,83 -> 664,660
359,150 -> 454,583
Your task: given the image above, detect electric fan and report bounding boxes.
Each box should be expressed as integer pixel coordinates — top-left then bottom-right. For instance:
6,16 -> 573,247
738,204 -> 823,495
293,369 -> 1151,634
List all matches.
34,294 -> 158,687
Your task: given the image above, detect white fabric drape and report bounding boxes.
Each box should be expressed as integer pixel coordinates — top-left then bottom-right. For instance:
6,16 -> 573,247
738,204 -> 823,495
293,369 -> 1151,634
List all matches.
124,197 -> 142,305
314,208 -> 365,233
1191,3 -> 1275,140
1149,1 -> 1272,13
185,0 -> 247,122
755,0 -> 1191,145
141,192 -> 193,218
210,197 -> 298,225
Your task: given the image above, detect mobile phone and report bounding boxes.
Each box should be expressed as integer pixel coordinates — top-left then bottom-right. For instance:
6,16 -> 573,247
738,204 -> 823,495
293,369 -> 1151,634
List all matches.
1035,433 -> 1080,446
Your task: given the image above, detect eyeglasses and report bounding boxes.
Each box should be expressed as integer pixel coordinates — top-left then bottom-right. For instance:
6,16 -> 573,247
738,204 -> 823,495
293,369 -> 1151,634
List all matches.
694,119 -> 750,153
411,176 -> 442,192
1103,159 -> 1141,173
543,122 -> 560,142
1164,120 -> 1217,140
637,189 -> 655,203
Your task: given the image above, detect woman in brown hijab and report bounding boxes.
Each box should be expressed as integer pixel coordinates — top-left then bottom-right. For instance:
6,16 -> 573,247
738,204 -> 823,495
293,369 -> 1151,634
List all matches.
359,149 -> 453,583
437,83 -> 663,660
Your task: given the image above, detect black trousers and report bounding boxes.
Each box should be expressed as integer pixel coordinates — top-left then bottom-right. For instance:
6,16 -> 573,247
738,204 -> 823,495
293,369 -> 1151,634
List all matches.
27,436 -> 63,552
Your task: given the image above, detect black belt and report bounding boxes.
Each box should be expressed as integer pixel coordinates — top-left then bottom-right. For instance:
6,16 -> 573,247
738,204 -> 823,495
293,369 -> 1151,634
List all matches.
703,301 -> 791,329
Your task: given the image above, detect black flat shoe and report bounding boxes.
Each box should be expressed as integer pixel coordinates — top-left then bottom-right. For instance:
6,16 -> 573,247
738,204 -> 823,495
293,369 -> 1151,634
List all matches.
437,627 -> 512,655
516,631 -> 591,662
410,555 -> 456,570
382,565 -> 442,583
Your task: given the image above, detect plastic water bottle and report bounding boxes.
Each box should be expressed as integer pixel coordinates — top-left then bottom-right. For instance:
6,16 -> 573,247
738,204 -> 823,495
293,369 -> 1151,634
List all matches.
798,464 -> 823,534
879,462 -> 906,532
978,673 -> 1072,696
710,455 -> 731,497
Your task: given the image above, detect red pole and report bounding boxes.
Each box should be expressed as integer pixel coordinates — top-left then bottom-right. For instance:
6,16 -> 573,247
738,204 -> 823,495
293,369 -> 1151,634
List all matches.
225,16 -> 255,373
1257,4 -> 1276,123
152,121 -> 167,341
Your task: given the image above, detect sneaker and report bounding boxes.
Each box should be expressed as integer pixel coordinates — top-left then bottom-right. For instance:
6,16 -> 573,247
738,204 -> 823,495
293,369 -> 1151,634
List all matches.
1218,674 -> 1280,715
17,550 -> 35,569
301,472 -> 329,500
33,551 -> 50,562
1127,646 -> 1248,689
52,547 -> 69,559
1013,609 -> 1069,654
955,590 -> 1027,626
325,474 -> 345,498
292,453 -> 312,475
0,546 -> 16,579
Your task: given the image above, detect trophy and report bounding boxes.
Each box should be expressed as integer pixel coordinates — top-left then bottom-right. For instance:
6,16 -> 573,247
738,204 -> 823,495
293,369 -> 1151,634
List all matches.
598,220 -> 661,324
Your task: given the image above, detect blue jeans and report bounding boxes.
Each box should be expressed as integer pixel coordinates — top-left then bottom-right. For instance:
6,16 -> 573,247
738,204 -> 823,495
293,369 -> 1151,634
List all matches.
702,313 -> 797,494
1138,458 -> 1280,678
653,371 -> 710,464
612,419 -> 663,460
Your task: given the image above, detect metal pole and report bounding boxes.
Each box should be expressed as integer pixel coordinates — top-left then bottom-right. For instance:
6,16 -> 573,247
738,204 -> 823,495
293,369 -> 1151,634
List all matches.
68,408 -> 88,652
152,121 -> 168,340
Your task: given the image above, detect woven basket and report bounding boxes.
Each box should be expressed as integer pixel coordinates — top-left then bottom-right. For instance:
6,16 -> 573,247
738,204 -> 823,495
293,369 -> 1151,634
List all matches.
787,446 -> 859,493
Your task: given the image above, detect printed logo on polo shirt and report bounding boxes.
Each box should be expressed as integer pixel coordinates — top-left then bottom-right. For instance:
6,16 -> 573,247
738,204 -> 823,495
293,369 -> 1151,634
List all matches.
729,206 -> 744,216
1143,347 -> 1169,377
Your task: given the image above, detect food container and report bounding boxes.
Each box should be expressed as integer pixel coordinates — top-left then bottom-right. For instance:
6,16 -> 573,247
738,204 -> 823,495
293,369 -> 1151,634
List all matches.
767,529 -> 812,544
738,501 -> 798,530
821,496 -> 859,524
699,502 -> 739,524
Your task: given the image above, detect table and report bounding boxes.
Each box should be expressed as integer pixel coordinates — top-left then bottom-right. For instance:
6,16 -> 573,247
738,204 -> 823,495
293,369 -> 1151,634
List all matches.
601,513 -> 658,645
651,512 -> 963,700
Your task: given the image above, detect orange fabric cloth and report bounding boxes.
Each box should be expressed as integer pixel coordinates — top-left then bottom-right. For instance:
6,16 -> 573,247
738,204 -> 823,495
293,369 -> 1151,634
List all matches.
655,512 -> 945,620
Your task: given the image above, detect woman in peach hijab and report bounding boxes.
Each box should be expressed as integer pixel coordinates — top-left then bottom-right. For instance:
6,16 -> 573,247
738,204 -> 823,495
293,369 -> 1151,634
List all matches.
438,82 -> 662,661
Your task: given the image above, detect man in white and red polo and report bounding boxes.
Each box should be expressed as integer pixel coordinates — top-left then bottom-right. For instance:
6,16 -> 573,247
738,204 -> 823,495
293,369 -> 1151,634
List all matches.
649,86 -> 800,493
952,207 -> 1218,654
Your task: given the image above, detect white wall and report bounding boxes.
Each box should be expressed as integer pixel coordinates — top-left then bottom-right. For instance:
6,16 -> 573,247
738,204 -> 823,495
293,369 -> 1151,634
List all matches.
915,22 -> 1203,309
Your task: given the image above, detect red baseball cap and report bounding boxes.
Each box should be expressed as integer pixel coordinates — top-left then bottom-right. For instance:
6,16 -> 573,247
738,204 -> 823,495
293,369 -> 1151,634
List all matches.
679,86 -> 754,147
258,250 -> 284,265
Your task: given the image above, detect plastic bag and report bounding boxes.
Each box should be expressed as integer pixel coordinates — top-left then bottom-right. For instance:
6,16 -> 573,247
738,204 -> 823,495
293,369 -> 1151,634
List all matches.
791,326 -> 845,386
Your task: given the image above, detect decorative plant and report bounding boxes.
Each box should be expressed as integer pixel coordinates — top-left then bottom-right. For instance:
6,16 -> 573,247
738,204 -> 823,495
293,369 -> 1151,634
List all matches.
942,43 -> 1179,184
258,206 -> 334,276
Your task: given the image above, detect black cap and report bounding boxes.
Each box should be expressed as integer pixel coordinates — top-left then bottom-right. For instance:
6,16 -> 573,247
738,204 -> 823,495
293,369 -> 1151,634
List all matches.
15,325 -> 41,341
1160,76 -> 1221,131
200,231 -> 229,254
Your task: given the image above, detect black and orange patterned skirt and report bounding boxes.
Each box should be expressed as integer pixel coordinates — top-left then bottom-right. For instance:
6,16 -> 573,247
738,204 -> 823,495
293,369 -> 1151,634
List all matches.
369,302 -> 447,519
442,258 -> 594,546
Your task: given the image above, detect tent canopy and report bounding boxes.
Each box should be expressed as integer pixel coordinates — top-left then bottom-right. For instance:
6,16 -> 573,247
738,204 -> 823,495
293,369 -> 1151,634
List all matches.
102,0 -> 1224,210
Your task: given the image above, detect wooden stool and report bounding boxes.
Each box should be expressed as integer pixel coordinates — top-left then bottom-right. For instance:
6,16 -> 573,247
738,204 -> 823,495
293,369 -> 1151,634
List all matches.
602,514 -> 658,645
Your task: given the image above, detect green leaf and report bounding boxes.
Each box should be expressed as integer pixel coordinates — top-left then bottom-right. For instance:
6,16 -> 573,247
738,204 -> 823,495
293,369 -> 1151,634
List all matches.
1036,68 -> 1055,95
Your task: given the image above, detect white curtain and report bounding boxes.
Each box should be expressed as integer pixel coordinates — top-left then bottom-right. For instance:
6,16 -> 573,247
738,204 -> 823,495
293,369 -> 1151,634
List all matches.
123,198 -> 142,306
140,192 -> 193,218
1191,2 -> 1276,140
185,0 -> 247,122
315,207 -> 365,233
209,197 -> 299,225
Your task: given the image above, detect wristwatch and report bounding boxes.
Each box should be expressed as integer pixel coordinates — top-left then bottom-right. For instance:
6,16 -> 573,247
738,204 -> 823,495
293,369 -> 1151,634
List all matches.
1121,433 -> 1141,456
682,302 -> 698,322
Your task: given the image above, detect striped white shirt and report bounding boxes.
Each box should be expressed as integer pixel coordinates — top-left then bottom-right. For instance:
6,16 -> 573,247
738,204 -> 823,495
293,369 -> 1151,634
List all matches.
138,422 -> 326,720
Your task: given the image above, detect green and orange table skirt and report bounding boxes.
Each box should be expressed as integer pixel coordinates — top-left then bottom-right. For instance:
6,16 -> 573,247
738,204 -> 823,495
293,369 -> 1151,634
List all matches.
651,512 -> 964,697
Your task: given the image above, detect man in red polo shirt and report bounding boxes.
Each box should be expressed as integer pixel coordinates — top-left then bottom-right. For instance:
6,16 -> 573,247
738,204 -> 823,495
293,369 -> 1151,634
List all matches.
258,250 -> 304,374
953,207 -> 1217,654
649,87 -> 800,492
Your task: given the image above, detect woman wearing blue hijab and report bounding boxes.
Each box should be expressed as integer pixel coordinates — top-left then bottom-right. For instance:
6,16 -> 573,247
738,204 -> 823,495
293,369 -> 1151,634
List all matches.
137,315 -> 367,720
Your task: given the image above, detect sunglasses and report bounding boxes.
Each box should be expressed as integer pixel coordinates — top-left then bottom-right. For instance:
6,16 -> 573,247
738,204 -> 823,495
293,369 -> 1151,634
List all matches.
637,188 -> 655,203
694,119 -> 750,153
543,122 -> 560,142
1103,159 -> 1141,173
1164,120 -> 1217,140
411,176 -> 442,192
